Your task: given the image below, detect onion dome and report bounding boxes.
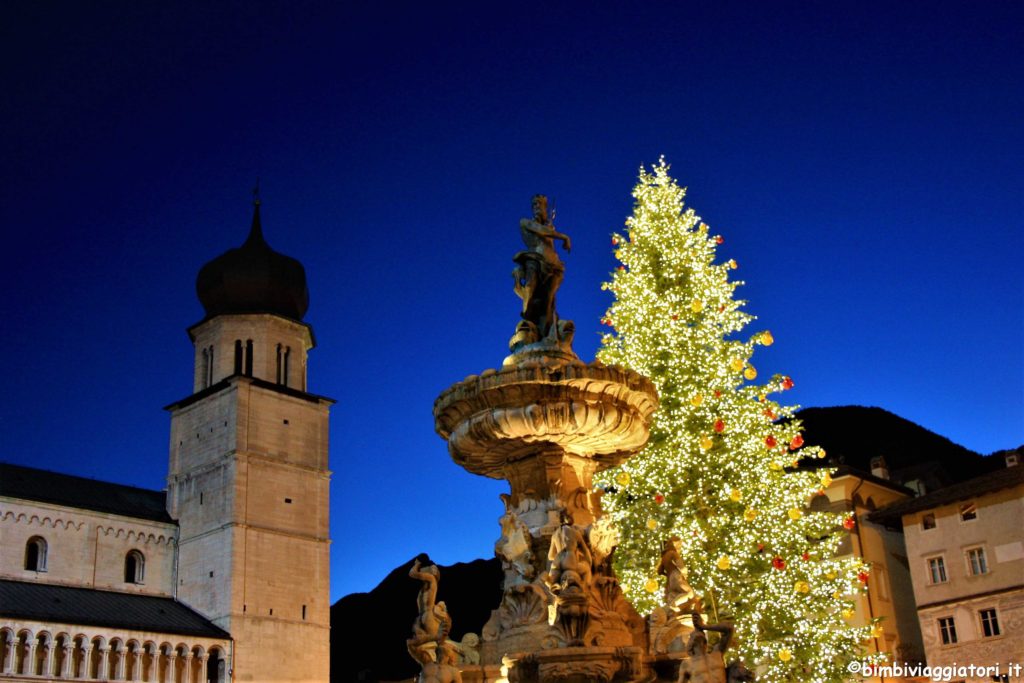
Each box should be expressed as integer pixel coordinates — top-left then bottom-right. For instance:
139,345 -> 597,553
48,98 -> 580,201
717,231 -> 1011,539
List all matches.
196,200 -> 309,321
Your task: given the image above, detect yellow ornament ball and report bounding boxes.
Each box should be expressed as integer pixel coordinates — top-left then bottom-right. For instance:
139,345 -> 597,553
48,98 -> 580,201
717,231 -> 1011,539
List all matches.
842,609 -> 855,620
646,518 -> 659,530
788,508 -> 803,520
743,365 -> 757,380
778,649 -> 792,663
760,331 -> 774,346
833,591 -> 843,601
727,259 -> 738,270
820,472 -> 833,488
644,578 -> 659,594
730,357 -> 745,373
616,472 -> 631,487
769,461 -> 783,471
717,555 -> 732,570
729,489 -> 743,502
794,581 -> 810,594
691,299 -> 703,313
743,508 -> 758,522
690,394 -> 704,407
870,625 -> 884,639
826,572 -> 836,580
700,436 -> 714,451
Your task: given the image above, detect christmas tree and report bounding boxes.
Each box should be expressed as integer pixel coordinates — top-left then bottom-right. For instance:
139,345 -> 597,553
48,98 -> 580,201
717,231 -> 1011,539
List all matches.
595,160 -> 878,682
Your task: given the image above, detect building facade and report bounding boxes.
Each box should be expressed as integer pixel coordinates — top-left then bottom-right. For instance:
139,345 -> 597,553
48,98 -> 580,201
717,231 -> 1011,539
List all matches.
1,200 -> 332,683
873,453 -> 1023,682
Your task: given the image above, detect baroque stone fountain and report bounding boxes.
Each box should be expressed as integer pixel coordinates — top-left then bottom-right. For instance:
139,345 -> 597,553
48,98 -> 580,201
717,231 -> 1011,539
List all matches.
426,196 -> 736,683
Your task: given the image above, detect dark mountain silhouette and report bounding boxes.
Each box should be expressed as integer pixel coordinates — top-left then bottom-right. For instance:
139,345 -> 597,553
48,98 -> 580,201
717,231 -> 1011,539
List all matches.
793,406 -> 998,491
331,406 -> 1009,681
331,554 -> 501,683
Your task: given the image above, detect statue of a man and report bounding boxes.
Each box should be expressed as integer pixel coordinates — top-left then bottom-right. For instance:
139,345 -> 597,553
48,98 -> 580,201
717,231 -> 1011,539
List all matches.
513,195 -> 572,340
410,558 -> 449,642
657,536 -> 698,612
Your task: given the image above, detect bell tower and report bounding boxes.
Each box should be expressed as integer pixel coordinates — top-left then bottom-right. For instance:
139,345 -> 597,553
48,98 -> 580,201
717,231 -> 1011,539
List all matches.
166,197 -> 332,683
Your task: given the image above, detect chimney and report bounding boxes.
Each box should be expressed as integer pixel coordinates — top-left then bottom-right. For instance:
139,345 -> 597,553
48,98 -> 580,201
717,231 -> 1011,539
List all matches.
870,455 -> 890,480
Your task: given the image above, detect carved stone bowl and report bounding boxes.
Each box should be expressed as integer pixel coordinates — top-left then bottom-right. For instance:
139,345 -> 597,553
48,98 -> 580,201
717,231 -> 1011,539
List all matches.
434,362 -> 658,479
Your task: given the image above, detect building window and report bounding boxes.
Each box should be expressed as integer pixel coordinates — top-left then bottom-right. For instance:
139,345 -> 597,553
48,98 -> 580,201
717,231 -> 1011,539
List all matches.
244,339 -> 254,376
927,556 -> 947,584
207,345 -> 214,385
922,513 -> 936,530
938,616 -> 957,644
124,550 -> 145,584
201,348 -> 210,389
980,609 -> 1000,637
283,346 -> 290,386
874,565 -> 890,600
24,536 -> 47,571
966,547 -> 988,576
276,344 -> 283,384
234,340 -> 243,374
960,502 -> 977,521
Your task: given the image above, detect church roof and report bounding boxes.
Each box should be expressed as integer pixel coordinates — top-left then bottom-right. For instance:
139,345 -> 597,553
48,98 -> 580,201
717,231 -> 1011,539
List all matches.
195,200 -> 310,322
0,579 -> 230,639
0,462 -> 172,523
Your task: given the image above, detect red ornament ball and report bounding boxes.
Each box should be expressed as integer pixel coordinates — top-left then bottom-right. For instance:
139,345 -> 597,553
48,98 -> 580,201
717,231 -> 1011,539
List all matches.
713,419 -> 726,433
843,517 -> 856,530
654,494 -> 665,504
671,314 -> 679,321
714,390 -> 722,398
715,235 -> 724,245
765,435 -> 777,448
858,571 -> 870,584
802,552 -> 811,561
617,265 -> 626,271
791,434 -> 805,449
772,556 -> 786,570
782,376 -> 795,390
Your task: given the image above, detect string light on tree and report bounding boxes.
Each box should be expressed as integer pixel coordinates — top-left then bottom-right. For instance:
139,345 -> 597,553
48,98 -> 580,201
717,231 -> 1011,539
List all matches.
594,159 -> 877,682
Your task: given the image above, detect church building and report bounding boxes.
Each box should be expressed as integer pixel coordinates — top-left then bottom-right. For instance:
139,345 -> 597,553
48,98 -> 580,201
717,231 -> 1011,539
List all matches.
0,200 -> 333,683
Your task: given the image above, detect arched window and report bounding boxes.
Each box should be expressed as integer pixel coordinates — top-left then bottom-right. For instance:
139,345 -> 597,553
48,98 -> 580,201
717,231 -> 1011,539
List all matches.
124,550 -> 145,584
244,339 -> 254,376
233,340 -> 243,375
25,536 -> 47,571
276,344 -> 283,384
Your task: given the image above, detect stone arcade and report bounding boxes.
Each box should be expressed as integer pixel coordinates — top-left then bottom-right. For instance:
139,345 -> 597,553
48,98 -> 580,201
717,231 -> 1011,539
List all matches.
1,198 -> 331,683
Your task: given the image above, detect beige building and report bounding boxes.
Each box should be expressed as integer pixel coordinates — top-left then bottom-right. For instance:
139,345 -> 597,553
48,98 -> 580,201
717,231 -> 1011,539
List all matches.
873,454 -> 1024,682
815,462 -> 926,667
0,200 -> 332,683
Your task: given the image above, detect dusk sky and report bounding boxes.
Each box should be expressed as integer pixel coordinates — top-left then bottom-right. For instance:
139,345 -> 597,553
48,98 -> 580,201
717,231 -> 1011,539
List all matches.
1,2 -> 1021,602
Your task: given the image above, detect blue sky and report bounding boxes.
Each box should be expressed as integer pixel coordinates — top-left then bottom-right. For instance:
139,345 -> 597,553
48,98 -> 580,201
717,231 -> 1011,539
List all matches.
1,1 -> 1021,601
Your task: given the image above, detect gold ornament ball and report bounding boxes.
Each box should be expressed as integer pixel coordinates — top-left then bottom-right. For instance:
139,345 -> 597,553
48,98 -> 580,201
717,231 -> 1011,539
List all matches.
717,555 -> 732,570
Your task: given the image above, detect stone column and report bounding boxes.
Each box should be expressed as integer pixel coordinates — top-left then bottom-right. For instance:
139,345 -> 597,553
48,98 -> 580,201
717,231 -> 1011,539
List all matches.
78,643 -> 92,679
27,642 -> 37,676
165,652 -> 177,683
129,643 -> 141,682
182,652 -> 194,683
61,644 -> 73,678
2,636 -> 13,674
195,653 -> 208,683
97,647 -> 109,681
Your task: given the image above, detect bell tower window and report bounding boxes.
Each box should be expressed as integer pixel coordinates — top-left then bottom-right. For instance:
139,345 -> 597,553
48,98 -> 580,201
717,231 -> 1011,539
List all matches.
234,340 -> 243,375
25,536 -> 47,571
245,339 -> 254,377
124,550 -> 145,584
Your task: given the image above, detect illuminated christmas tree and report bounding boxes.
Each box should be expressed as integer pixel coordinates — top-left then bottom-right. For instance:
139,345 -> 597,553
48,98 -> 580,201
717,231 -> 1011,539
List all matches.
596,160 -> 878,682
